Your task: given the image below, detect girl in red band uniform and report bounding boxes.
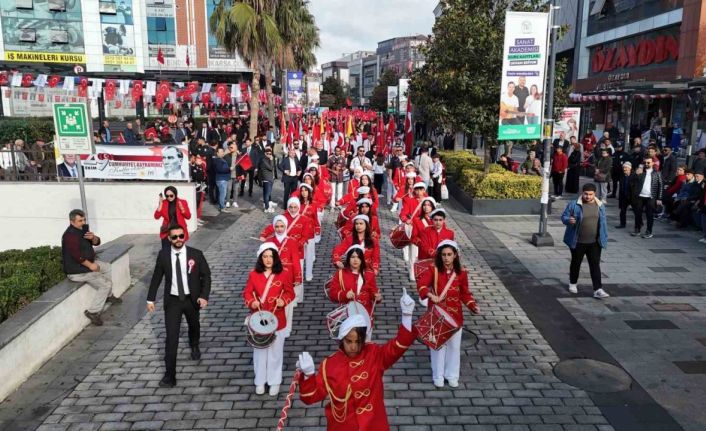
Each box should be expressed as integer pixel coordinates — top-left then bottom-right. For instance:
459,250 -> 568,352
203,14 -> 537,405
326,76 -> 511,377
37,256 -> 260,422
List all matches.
332,214 -> 380,275
243,243 -> 295,396
297,291 -> 417,430
399,182 -> 428,279
417,208 -> 455,260
296,184 -> 320,282
327,245 -> 381,317
338,198 -> 381,240
338,186 -> 378,229
415,240 -> 479,388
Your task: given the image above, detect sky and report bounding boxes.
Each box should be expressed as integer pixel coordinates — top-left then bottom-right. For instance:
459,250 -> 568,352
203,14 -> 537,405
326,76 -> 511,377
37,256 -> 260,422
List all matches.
308,0 -> 437,68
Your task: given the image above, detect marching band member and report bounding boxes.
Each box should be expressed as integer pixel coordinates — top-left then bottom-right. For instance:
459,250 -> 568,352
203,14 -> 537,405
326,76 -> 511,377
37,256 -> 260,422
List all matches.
297,291 -> 417,430
338,171 -> 378,207
417,208 -> 455,260
416,240 -> 479,388
297,183 -> 320,282
243,242 -> 295,396
337,185 -> 377,229
399,181 -> 428,269
327,245 -> 381,317
347,166 -> 364,195
389,153 -> 407,211
332,214 -> 380,275
338,198 -> 381,240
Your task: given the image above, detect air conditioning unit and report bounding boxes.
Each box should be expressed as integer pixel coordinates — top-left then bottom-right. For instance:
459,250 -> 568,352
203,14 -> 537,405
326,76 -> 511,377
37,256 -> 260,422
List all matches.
48,0 -> 66,11
99,1 -> 117,14
19,28 -> 36,42
51,29 -> 68,44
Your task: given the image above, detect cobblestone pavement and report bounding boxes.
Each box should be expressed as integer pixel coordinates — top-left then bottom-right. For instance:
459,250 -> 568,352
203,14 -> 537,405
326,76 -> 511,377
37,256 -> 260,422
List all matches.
33,190 -> 616,431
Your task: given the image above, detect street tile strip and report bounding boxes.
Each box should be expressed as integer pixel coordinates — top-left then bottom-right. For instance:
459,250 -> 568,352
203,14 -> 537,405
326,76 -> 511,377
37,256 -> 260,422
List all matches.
624,320 -> 680,330
648,303 -> 698,312
673,361 -> 706,374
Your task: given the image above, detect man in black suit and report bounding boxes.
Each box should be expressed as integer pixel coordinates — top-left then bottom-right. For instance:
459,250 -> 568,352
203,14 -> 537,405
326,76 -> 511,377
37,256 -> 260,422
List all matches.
238,138 -> 259,196
147,225 -> 211,387
279,146 -> 301,200
195,122 -> 210,142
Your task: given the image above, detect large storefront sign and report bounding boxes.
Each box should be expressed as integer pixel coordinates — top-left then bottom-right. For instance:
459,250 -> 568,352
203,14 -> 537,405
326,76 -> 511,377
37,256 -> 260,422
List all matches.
81,144 -> 190,181
497,11 -> 549,141
0,0 -> 85,62
590,26 -> 679,76
100,0 -> 137,71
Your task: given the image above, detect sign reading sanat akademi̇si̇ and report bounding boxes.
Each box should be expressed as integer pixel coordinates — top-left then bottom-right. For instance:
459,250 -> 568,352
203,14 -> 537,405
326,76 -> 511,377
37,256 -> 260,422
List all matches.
497,11 -> 549,141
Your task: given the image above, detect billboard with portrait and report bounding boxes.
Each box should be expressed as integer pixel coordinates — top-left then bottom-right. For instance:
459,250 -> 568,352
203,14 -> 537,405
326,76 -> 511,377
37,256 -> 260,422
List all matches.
553,107 -> 581,141
100,0 -> 136,68
79,144 -> 189,181
286,71 -> 305,114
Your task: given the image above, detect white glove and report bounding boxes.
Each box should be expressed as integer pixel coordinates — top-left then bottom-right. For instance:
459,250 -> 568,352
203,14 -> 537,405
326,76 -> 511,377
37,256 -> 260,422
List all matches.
297,352 -> 315,376
400,288 -> 415,315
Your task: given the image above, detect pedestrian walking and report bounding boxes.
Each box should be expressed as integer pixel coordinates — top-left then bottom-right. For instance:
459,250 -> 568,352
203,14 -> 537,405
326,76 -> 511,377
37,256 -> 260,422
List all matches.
561,183 -> 610,299
615,162 -> 637,229
594,148 -> 613,201
551,146 -> 568,197
62,209 -> 122,326
430,153 -> 443,201
326,146 -> 347,208
565,141 -> 582,194
259,146 -> 276,212
146,225 -> 211,388
279,147 -> 302,202
213,148 -> 231,212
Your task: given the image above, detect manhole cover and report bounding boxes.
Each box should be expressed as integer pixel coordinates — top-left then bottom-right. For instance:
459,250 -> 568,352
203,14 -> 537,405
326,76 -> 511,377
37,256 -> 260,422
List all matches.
553,359 -> 632,393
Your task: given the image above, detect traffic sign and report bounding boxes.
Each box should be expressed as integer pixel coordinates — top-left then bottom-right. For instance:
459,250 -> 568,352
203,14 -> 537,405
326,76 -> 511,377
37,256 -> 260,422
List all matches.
52,103 -> 93,155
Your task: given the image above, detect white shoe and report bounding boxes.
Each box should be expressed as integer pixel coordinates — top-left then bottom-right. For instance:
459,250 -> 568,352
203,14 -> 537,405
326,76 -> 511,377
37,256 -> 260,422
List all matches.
447,379 -> 459,388
255,385 -> 265,395
225,202 -> 231,208
593,288 -> 610,299
269,385 -> 280,396
232,202 -> 239,208
433,378 -> 444,388
568,283 -> 577,294
699,238 -> 706,243
306,275 -> 313,282
197,219 -> 204,225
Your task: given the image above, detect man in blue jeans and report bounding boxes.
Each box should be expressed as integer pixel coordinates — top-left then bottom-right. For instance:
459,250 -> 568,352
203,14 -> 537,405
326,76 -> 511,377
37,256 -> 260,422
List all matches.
213,148 -> 231,213
561,183 -> 610,299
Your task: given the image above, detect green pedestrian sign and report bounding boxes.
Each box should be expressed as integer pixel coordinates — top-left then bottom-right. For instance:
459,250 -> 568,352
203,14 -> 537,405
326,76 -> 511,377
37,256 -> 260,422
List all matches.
53,103 -> 93,155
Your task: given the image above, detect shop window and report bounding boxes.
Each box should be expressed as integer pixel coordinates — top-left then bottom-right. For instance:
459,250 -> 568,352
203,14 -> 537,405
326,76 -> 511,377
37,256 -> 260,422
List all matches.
155,17 -> 167,31
51,29 -> 68,44
16,0 -> 33,9
48,0 -> 66,12
99,1 -> 117,14
18,28 -> 36,42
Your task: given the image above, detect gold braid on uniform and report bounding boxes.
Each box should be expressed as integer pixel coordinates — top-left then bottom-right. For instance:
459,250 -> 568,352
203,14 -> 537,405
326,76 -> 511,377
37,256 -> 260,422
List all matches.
322,358 -> 352,423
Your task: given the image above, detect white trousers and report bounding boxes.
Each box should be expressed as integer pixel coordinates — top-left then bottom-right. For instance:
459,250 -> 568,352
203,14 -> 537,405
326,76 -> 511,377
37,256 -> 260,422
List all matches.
407,244 -> 418,280
330,181 -> 344,207
430,330 -> 462,381
253,329 -> 286,386
305,240 -> 315,281
298,259 -> 306,302
316,211 -> 323,243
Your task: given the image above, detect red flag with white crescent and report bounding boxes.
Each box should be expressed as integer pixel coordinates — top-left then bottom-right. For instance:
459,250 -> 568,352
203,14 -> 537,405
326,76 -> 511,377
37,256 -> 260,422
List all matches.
404,97 -> 413,156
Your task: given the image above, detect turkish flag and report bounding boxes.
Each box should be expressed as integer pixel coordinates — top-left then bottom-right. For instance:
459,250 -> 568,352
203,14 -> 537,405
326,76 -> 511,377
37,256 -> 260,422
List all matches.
105,80 -> 117,101
47,75 -> 61,88
156,47 -> 165,65
404,97 -> 413,156
132,80 -> 143,102
236,153 -> 252,171
144,127 -> 158,140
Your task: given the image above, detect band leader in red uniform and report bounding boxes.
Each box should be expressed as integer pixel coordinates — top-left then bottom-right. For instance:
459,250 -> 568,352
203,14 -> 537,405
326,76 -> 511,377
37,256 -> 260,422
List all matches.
332,214 -> 380,275
327,245 -> 381,317
417,208 -> 455,260
297,291 -> 417,430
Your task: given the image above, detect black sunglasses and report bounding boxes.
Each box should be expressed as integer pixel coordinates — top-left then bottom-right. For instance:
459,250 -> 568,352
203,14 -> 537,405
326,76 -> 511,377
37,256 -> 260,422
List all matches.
165,194 -> 175,198
170,234 -> 185,240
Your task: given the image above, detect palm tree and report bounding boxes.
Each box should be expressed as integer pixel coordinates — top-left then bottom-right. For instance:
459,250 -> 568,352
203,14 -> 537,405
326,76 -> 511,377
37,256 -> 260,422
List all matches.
266,0 -> 320,124
209,0 -> 282,140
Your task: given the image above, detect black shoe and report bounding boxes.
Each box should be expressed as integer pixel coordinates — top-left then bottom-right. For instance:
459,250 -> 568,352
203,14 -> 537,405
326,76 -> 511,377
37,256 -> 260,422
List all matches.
248,192 -> 253,197
84,310 -> 103,326
609,194 -> 616,198
630,230 -> 641,236
614,225 -> 626,229
191,345 -> 201,360
641,231 -> 653,239
238,191 -> 244,197
159,375 -> 176,388
105,295 -> 122,304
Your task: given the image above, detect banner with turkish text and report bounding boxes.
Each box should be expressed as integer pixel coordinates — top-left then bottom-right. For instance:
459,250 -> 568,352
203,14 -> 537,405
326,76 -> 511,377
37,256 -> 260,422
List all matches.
80,143 -> 190,181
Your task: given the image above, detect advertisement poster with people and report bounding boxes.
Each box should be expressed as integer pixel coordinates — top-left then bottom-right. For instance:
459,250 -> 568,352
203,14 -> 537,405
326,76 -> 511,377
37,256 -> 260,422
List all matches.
58,144 -> 190,181
497,11 -> 549,141
553,107 -> 581,140
101,0 -> 137,68
286,71 -> 305,115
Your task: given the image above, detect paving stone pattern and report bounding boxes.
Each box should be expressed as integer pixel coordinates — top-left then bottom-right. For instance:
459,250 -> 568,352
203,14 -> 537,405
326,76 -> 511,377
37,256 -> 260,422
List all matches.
37,197 -> 614,431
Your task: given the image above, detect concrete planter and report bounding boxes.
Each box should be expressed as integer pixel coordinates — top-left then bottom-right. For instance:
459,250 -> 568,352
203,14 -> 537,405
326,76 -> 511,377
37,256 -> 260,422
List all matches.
447,177 -> 542,216
0,244 -> 132,402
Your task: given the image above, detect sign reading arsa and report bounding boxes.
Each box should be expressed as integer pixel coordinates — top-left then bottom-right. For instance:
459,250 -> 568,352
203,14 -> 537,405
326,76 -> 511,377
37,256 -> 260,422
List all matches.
590,26 -> 679,76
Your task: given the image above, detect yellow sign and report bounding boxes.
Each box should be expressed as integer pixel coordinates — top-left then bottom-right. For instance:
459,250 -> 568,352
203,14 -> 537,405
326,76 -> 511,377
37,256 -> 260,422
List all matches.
104,55 -> 136,65
4,51 -> 86,64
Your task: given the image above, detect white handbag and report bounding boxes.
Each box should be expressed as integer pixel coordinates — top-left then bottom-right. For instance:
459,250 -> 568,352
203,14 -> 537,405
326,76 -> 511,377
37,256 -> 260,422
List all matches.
441,184 -> 449,200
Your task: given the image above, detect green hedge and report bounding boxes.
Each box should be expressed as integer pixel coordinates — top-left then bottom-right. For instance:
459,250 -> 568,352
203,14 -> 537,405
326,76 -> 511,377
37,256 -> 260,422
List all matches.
0,118 -> 56,145
439,150 -> 541,200
0,246 -> 64,323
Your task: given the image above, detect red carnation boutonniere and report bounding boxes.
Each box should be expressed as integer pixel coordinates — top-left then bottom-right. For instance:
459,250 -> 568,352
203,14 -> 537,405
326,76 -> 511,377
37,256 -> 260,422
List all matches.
187,259 -> 195,274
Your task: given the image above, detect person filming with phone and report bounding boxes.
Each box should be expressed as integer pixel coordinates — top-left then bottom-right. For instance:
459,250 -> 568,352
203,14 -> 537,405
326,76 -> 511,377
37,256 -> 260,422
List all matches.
62,209 -> 122,326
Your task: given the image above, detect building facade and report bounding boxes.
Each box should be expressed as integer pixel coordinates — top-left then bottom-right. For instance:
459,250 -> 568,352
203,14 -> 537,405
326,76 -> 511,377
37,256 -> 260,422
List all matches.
377,35 -> 427,78
572,0 -> 706,150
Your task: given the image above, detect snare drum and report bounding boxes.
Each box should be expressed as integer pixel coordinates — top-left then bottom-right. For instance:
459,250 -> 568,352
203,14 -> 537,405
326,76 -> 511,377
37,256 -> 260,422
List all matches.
413,305 -> 460,350
389,224 -> 412,249
325,301 -> 370,339
245,310 -> 279,349
413,258 -> 435,280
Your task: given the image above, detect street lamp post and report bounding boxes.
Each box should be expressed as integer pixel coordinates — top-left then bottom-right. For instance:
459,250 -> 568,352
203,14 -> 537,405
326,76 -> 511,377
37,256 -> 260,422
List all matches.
531,0 -> 559,247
